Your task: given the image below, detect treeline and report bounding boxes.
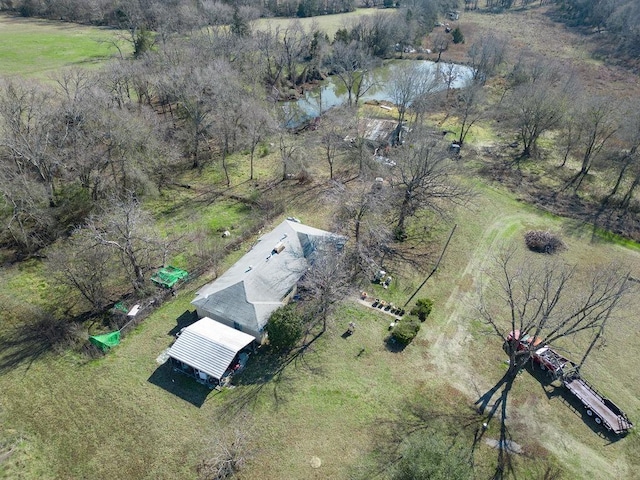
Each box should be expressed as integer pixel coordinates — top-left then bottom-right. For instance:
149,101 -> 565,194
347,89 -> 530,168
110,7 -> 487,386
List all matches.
554,0 -> 640,57
0,0 -> 356,25
0,1 -> 458,314
0,0 -> 255,29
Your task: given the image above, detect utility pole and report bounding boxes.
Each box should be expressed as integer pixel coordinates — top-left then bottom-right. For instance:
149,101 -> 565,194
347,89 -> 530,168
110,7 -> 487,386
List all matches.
403,224 -> 457,308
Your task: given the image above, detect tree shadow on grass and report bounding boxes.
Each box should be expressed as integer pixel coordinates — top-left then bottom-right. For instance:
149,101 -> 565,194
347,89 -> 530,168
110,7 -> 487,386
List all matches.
0,316 -> 75,374
473,359 -> 628,479
352,391 -> 481,480
218,340 -> 325,421
384,336 -> 408,353
147,361 -> 213,408
472,375 -> 519,480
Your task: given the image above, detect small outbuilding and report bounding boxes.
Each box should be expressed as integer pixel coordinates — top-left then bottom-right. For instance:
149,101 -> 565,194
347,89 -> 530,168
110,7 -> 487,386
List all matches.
168,317 -> 255,385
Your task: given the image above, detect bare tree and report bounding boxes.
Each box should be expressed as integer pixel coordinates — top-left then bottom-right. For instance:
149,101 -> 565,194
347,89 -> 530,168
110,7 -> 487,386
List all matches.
334,179 -> 392,276
299,239 -> 350,338
454,81 -> 485,146
606,99 -> 640,207
389,132 -> 469,240
278,129 -> 299,182
280,21 -> 312,87
253,28 -> 286,90
389,62 -> 439,129
476,247 -> 634,479
0,80 -> 59,207
348,11 -> 398,58
477,247 -> 633,415
315,107 -> 355,180
47,228 -> 120,313
86,196 -> 166,293
159,64 -> 216,169
432,31 -> 450,63
324,41 -> 376,107
467,34 -> 507,85
242,98 -> 274,181
441,62 -> 459,99
507,60 -> 569,158
0,165 -> 53,254
211,61 -> 246,187
197,420 -> 253,480
566,95 -> 620,191
557,104 -> 584,168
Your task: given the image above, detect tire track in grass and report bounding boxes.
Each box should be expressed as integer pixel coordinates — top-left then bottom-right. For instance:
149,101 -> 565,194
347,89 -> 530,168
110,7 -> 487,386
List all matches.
427,211 -> 632,479
429,213 -> 527,397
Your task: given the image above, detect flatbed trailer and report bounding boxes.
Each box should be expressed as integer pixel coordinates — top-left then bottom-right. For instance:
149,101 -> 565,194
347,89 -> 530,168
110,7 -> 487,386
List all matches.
563,374 -> 633,434
506,331 -> 633,435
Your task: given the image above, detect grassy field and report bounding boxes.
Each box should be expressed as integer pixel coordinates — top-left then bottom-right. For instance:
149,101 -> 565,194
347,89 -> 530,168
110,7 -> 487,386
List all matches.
0,14 -> 128,78
253,7 -> 392,39
2,175 -> 640,479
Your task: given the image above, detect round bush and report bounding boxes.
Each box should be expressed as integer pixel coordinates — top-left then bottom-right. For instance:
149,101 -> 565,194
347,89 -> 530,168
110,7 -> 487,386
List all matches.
391,316 -> 421,345
410,298 -> 433,322
265,304 -> 303,352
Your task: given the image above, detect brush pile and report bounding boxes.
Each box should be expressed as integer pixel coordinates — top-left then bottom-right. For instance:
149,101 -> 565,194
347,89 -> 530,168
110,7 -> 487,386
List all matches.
524,230 -> 565,254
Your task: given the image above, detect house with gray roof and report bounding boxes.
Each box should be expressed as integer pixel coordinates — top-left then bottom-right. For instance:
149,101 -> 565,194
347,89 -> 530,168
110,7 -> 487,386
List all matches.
191,219 -> 340,341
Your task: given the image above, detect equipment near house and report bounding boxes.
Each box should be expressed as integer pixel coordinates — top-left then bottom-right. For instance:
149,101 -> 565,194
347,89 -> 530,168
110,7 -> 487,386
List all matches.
373,270 -> 386,283
151,265 -> 188,288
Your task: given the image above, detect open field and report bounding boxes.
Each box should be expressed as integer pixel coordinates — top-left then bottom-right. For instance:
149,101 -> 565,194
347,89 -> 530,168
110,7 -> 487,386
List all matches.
0,14 -> 128,77
253,7 -> 392,39
433,5 -> 640,100
1,174 -> 640,479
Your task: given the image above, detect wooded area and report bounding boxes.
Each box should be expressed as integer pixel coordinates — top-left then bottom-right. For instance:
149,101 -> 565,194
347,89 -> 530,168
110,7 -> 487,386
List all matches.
1,0 -> 639,313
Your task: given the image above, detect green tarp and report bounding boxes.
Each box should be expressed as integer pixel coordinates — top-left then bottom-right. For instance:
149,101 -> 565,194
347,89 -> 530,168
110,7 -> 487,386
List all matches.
89,331 -> 121,351
151,266 -> 188,288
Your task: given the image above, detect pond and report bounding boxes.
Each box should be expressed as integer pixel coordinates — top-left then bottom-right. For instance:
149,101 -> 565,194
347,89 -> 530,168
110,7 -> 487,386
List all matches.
282,60 -> 475,127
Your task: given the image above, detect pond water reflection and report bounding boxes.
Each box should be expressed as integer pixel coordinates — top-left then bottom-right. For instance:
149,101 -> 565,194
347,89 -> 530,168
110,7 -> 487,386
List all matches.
282,60 -> 475,126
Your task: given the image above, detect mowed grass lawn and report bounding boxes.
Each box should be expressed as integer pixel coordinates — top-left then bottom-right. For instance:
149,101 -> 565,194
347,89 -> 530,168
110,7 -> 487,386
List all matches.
0,14 -> 128,77
2,179 -> 640,479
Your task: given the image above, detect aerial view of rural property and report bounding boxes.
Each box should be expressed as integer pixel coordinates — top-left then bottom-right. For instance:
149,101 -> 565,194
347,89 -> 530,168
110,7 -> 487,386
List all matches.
1,0 -> 640,478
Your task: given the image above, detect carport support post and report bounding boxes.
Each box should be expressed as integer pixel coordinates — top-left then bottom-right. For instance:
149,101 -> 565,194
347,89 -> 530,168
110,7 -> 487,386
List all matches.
403,224 -> 457,308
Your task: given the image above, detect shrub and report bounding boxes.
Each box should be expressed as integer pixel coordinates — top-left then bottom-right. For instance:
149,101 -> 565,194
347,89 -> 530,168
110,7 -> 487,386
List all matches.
265,304 -> 303,352
392,428 -> 473,480
391,316 -> 421,345
452,27 -> 465,44
524,230 -> 566,254
410,298 -> 433,322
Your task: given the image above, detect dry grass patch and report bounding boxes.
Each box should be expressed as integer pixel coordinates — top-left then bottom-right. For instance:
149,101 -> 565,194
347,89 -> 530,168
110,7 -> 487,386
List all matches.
252,8 -> 394,39
458,6 -> 640,98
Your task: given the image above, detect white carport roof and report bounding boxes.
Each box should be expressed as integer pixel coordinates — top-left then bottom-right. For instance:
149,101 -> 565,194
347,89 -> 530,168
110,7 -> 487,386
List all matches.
168,317 -> 255,380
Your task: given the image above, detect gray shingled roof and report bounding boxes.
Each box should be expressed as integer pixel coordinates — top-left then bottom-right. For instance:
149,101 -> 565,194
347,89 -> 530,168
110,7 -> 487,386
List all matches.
168,317 -> 255,379
192,220 -> 339,334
